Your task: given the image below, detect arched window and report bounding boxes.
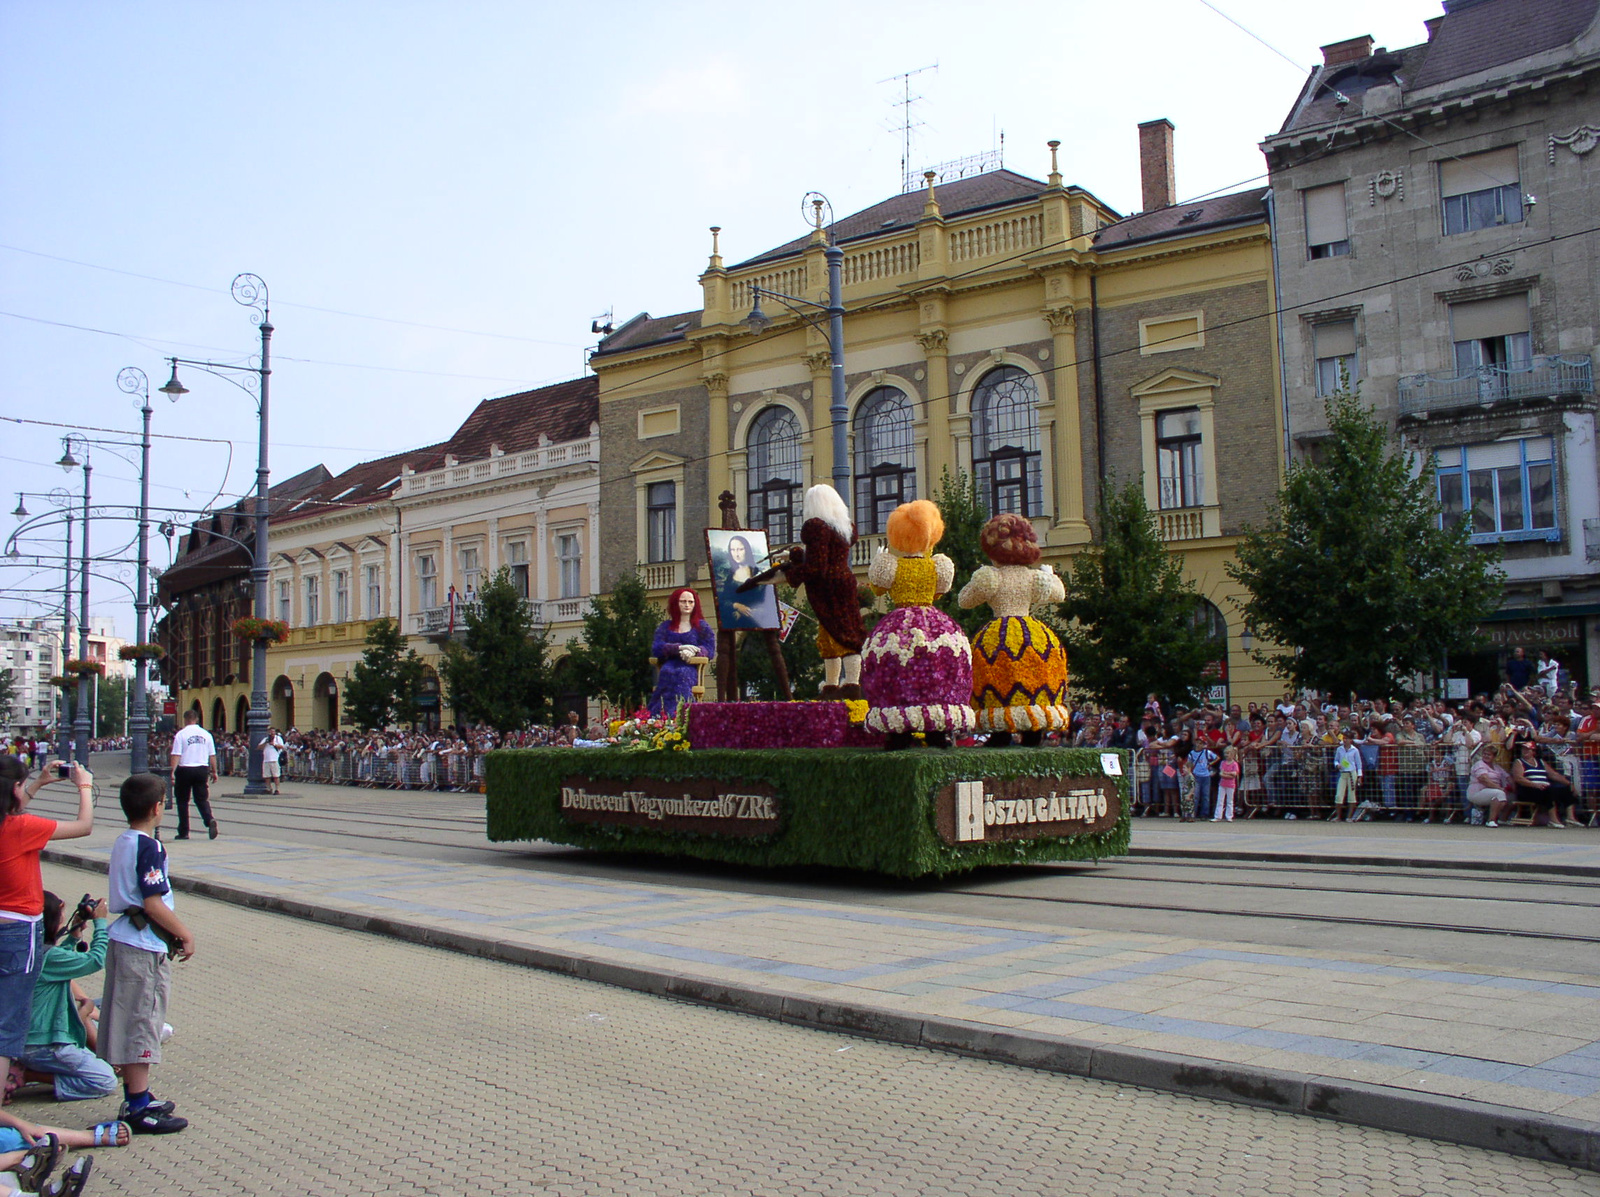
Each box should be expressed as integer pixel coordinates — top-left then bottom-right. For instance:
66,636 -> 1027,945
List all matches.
746,405 -> 803,544
853,386 -> 916,534
971,366 -> 1042,517
1192,598 -> 1230,706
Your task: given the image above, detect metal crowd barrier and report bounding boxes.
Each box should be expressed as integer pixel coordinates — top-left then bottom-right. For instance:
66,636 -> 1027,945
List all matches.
1129,740 -> 1597,823
216,744 -> 489,792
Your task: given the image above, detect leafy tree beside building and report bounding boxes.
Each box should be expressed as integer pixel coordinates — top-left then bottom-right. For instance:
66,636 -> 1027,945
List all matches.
564,569 -> 659,713
344,617 -> 426,731
440,568 -> 555,732
1227,391 -> 1502,698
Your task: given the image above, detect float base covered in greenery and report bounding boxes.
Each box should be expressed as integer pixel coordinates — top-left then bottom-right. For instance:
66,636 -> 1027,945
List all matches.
486,747 -> 1130,878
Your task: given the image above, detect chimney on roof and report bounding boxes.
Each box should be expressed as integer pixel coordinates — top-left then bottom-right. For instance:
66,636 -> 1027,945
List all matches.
1138,119 -> 1176,212
1321,35 -> 1375,67
1424,15 -> 1444,39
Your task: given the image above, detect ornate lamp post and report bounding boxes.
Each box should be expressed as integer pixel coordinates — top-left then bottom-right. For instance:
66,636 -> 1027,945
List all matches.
744,195 -> 849,493
158,274 -> 274,795
55,438 -> 91,765
116,366 -> 156,774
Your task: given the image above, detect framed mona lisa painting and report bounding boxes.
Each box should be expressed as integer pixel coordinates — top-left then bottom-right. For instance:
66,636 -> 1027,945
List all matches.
704,528 -> 780,631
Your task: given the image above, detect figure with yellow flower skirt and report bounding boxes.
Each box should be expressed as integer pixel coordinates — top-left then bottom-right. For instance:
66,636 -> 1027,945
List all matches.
958,513 -> 1070,747
860,500 -> 976,751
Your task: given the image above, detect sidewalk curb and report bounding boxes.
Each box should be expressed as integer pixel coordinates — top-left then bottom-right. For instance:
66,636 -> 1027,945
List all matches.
1129,846 -> 1600,878
43,847 -> 1600,1173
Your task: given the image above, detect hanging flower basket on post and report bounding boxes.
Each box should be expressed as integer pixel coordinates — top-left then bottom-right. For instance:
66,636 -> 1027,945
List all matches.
63,659 -> 106,678
231,617 -> 290,644
117,642 -> 166,661
48,675 -> 75,690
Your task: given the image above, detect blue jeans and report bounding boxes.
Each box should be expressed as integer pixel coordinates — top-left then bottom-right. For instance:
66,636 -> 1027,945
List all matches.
1191,775 -> 1213,819
0,918 -> 44,1059
21,1042 -> 118,1101
1380,775 -> 1397,808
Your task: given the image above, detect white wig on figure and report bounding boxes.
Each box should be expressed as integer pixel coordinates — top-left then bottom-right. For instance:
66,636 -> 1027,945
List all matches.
802,484 -> 853,541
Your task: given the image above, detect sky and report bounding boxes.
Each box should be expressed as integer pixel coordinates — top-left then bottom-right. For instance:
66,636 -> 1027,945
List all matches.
0,0 -> 1446,635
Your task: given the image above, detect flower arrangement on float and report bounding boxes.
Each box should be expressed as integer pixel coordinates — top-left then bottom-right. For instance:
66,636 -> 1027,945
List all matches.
598,704 -> 690,752
117,642 -> 165,661
231,617 -> 290,643
63,659 -> 105,677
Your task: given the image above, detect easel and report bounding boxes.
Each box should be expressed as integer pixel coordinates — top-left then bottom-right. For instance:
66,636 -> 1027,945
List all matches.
715,490 -> 792,701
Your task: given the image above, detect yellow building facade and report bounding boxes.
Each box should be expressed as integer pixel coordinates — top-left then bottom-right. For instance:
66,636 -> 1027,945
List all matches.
593,133 -> 1284,709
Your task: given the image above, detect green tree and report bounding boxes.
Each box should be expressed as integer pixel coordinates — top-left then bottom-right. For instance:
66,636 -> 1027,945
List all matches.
439,568 -> 555,732
932,467 -> 991,638
565,569 -> 660,712
95,675 -> 127,737
344,617 -> 426,731
0,670 -> 14,727
1061,481 -> 1218,715
1227,390 -> 1501,698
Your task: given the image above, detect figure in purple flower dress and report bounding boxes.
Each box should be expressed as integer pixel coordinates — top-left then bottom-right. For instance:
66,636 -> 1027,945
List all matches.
647,588 -> 716,716
860,500 -> 975,751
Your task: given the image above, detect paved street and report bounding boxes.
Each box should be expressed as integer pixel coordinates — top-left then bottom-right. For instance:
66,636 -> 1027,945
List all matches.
12,862 -> 1597,1197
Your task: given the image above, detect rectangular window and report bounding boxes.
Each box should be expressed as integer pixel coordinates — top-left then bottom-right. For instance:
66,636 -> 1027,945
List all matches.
1313,321 -> 1358,396
646,481 -> 677,563
276,579 -> 291,624
458,545 -> 481,596
365,564 -> 382,619
417,553 -> 438,610
1303,183 -> 1350,258
1450,294 -> 1531,398
506,541 -> 530,599
1155,408 -> 1204,510
1435,437 -> 1557,540
304,575 -> 320,626
333,570 -> 350,624
1440,147 -> 1522,235
556,533 -> 582,600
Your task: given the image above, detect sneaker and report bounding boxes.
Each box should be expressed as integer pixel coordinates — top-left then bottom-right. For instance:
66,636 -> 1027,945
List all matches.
1549,820 -> 1566,829
119,1096 -> 176,1119
123,1104 -> 187,1134
208,820 -> 219,840
172,834 -> 190,840
1284,812 -> 1298,820
1486,820 -> 1498,828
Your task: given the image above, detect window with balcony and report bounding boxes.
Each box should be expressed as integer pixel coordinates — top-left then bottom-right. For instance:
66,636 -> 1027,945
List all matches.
416,553 -> 438,610
1451,294 -> 1531,374
1435,437 -> 1556,542
365,564 -> 382,619
333,569 -> 350,624
853,386 -> 916,534
506,541 -> 530,598
1440,147 -> 1522,235
304,575 -> 320,626
746,406 -> 803,546
459,545 -> 481,596
276,579 -> 291,624
972,366 -> 1042,517
1303,183 -> 1350,259
646,481 -> 677,564
557,533 -> 582,599
1155,409 -> 1204,510
1314,321 -> 1358,396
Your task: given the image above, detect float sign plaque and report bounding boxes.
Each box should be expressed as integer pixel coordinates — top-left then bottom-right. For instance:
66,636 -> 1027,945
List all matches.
560,776 -> 782,837
934,775 -> 1120,844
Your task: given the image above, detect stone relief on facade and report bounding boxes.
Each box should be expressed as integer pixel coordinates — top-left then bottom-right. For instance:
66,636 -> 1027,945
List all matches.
1368,170 -> 1403,205
1548,125 -> 1600,163
1454,257 -> 1516,282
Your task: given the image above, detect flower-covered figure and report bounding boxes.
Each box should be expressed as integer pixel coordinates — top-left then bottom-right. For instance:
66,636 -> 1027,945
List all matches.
860,500 -> 975,750
646,587 -> 715,716
778,484 -> 866,700
958,513 -> 1070,746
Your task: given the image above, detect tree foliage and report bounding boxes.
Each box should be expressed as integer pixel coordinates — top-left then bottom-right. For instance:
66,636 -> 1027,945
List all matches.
932,467 -> 991,638
1061,481 -> 1219,715
343,616 -> 426,731
565,568 -> 660,712
1227,391 -> 1501,698
439,568 -> 555,732
0,670 -> 13,727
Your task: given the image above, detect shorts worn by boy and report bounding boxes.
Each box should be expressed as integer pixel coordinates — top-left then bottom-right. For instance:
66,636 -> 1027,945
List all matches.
98,830 -> 173,1068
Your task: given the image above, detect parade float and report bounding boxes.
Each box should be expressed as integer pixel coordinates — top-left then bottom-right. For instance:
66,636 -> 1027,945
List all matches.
486,490 -> 1129,878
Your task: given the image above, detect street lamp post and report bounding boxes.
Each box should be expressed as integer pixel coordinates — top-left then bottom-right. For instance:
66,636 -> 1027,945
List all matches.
745,195 -> 850,492
117,367 -> 155,774
58,506 -> 73,762
159,274 -> 273,795
57,438 -> 92,766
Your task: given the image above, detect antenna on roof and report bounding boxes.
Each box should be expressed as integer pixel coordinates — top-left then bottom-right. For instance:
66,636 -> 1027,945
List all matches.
590,308 -> 614,336
881,63 -> 937,194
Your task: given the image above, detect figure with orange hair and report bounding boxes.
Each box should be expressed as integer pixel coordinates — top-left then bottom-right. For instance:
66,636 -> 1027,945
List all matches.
859,500 -> 975,750
958,514 -> 1070,746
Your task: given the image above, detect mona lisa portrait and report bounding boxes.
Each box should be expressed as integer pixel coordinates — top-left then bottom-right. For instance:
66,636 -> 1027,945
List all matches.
705,528 -> 780,630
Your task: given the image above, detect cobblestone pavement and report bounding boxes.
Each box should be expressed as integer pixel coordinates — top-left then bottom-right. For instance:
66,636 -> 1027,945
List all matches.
12,864 -> 1596,1197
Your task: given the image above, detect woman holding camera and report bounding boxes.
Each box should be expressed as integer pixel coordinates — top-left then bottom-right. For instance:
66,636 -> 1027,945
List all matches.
1,756 -> 94,1142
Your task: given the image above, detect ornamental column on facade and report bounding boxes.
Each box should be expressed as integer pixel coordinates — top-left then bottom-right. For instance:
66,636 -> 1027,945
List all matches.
914,173 -> 953,490
1043,299 -> 1091,542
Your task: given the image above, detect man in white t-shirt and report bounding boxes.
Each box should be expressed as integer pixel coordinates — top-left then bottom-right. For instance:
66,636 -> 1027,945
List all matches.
260,729 -> 285,796
167,710 -> 219,841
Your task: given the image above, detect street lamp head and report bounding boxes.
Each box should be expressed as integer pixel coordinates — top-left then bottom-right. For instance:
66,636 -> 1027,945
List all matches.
1241,626 -> 1255,653
12,494 -> 28,519
744,288 -> 771,335
56,441 -> 78,472
159,361 -> 188,401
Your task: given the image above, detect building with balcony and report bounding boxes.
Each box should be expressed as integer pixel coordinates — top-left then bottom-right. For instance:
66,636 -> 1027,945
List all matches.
591,124 -> 1285,706
1,619 -> 63,737
1262,0 -> 1600,692
156,376 -> 599,733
